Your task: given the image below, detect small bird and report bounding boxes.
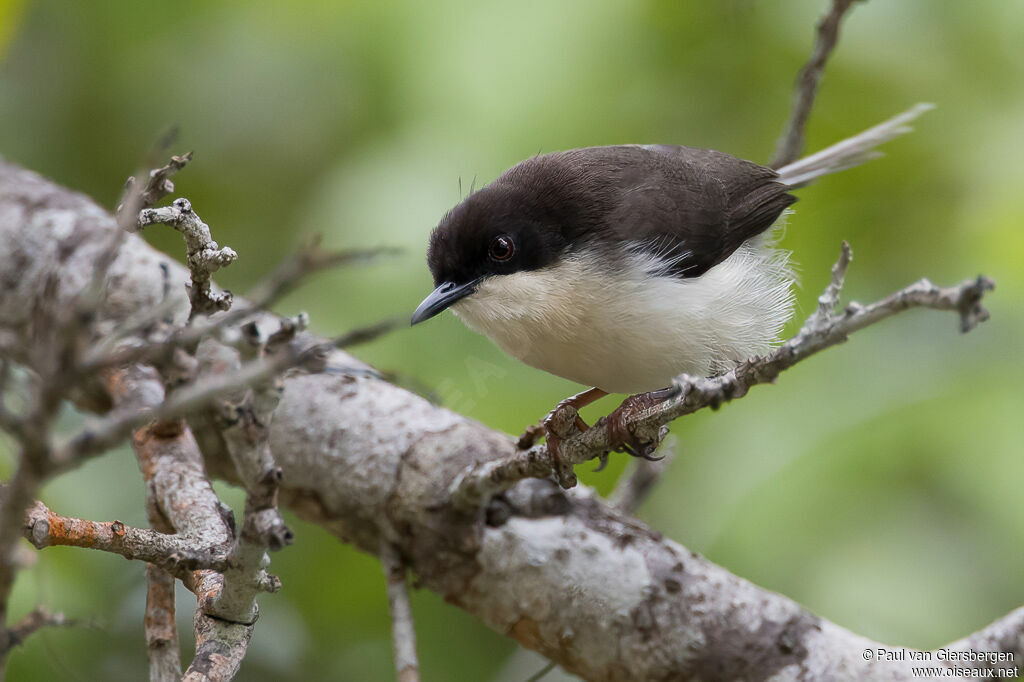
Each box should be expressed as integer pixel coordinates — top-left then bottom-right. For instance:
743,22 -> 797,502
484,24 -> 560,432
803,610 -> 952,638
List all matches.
412,105 -> 931,459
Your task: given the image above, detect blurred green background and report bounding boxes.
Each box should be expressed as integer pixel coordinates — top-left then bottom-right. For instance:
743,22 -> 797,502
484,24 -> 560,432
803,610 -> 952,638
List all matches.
1,0 -> 1022,680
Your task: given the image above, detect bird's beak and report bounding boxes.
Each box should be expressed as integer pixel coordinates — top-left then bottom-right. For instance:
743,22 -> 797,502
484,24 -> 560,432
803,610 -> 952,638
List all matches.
411,278 -> 482,325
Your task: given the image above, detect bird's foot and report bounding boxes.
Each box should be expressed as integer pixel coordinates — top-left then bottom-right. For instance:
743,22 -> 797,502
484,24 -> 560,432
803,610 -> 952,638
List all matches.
541,399 -> 583,488
599,385 -> 681,461
517,406 -> 590,451
517,388 -> 608,488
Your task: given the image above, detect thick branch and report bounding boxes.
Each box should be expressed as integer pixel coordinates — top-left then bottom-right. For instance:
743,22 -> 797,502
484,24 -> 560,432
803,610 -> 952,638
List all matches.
183,611 -> 253,682
0,159 -> 1014,680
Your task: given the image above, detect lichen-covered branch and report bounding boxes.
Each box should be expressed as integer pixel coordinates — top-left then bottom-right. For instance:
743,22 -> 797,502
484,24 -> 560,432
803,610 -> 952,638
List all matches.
138,198 -> 237,316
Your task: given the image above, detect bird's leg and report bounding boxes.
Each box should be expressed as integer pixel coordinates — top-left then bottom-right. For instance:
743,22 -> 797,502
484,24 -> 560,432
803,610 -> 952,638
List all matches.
517,387 -> 607,449
600,385 -> 681,460
518,388 -> 608,487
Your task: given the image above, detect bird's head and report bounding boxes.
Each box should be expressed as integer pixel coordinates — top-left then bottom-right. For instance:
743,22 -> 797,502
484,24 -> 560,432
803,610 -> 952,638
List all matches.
411,182 -> 571,325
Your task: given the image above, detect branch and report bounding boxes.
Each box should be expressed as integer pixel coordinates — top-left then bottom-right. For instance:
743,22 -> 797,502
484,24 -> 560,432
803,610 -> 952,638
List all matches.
383,544 -> 420,682
183,611 -> 253,682
450,243 -> 995,508
24,502 -> 231,576
144,429 -> 183,682
145,564 -> 182,682
56,343 -> 314,468
0,606 -> 74,655
243,239 -> 401,312
117,151 -> 194,223
54,313 -> 400,469
607,437 -> 676,515
0,152 -> 1012,679
107,364 -> 270,678
138,198 -> 237,317
772,0 -> 863,168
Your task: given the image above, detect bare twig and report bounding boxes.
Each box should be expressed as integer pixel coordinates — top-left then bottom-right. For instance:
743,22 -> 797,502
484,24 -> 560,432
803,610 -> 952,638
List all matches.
117,367 -> 272,680
451,244 -> 995,508
0,606 -> 74,656
143,455 -> 182,682
330,316 -> 406,349
138,198 -> 238,317
244,239 -> 401,312
23,502 -> 231,577
772,0 -> 863,168
382,544 -> 420,682
117,152 -> 194,223
55,344 -> 315,468
0,443 -> 58,675
144,564 -> 182,682
67,325 -> 390,469
212,324 -> 295,552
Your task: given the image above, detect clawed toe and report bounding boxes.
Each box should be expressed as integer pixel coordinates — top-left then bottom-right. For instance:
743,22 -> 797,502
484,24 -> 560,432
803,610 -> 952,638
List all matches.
603,387 -> 678,460
520,385 -> 677,482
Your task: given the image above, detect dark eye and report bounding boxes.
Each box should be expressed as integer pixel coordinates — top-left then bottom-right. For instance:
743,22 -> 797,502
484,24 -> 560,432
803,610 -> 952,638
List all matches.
488,235 -> 516,262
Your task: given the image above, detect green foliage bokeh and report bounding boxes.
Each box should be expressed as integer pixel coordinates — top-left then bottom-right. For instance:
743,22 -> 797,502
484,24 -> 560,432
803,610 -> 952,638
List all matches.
1,1 -> 1022,680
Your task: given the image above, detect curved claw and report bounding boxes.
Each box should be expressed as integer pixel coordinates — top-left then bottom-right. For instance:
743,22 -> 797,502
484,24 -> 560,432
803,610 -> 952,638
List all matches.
605,389 -> 678,461
592,450 -> 610,472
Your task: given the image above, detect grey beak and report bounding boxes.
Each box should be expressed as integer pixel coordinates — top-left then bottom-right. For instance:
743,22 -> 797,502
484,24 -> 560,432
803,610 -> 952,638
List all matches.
411,278 -> 482,325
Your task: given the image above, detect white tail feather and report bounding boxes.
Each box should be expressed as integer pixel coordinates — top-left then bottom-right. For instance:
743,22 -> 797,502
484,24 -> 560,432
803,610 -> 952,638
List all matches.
777,103 -> 934,187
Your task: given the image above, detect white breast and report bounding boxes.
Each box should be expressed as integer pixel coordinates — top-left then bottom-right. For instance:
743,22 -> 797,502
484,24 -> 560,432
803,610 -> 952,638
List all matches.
451,235 -> 795,394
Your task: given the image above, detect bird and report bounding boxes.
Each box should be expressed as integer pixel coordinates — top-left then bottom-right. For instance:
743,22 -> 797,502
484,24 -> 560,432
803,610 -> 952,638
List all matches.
411,104 -> 931,463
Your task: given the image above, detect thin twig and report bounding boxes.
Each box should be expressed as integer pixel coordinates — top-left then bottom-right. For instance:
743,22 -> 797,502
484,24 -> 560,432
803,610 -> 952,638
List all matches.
138,199 -> 237,318
450,244 -> 995,508
525,661 -> 557,682
145,480 -> 182,682
382,543 -> 420,682
0,606 -> 74,655
23,502 -> 231,577
58,315 -> 401,468
117,152 -> 194,223
244,239 -> 401,312
608,437 -> 677,515
144,564 -> 182,682
772,0 -> 863,168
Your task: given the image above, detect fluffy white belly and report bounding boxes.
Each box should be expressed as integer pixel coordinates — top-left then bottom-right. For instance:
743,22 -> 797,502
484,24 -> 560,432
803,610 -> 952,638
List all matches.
451,238 -> 795,394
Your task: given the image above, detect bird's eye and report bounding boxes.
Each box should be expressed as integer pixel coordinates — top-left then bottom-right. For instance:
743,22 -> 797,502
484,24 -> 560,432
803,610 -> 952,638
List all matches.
488,235 -> 516,262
